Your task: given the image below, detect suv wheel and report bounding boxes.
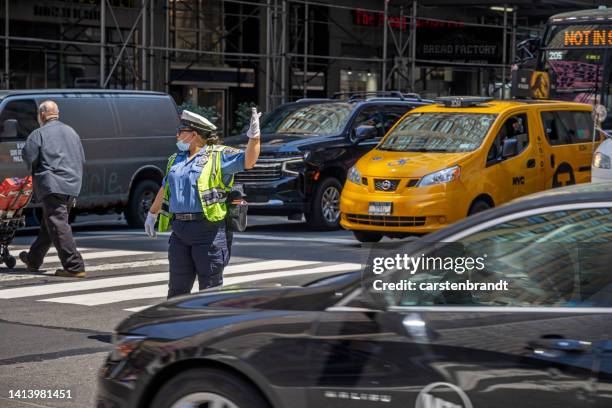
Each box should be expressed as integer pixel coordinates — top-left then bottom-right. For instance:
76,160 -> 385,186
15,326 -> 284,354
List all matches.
125,179 -> 160,228
353,231 -> 383,243
305,177 -> 342,230
151,368 -> 270,408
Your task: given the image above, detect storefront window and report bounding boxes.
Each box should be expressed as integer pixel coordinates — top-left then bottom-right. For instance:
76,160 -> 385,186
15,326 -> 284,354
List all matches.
340,70 -> 378,93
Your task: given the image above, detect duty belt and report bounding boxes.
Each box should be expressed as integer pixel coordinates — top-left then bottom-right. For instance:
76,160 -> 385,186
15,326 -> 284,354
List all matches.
173,213 -> 205,221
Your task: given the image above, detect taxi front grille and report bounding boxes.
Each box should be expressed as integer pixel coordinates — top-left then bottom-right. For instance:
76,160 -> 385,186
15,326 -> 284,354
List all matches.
346,214 -> 426,227
374,179 -> 400,192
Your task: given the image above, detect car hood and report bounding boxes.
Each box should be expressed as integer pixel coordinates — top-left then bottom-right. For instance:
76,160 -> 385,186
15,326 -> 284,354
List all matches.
358,149 -> 472,178
116,272 -> 360,336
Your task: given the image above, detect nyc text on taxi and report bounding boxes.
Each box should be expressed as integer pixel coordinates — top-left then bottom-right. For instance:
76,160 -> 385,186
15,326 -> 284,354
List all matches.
340,96 -> 596,241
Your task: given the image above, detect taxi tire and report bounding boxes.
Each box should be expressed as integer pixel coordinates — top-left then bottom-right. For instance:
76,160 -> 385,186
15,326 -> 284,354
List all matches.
353,231 -> 383,243
125,179 -> 160,229
151,368 -> 270,408
468,199 -> 492,216
306,177 -> 342,231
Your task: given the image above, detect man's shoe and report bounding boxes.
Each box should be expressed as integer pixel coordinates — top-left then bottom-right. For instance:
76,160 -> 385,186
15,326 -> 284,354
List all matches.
19,251 -> 39,272
55,269 -> 86,278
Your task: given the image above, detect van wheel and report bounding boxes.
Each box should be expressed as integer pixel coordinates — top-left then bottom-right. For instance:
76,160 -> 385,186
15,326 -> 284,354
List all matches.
151,368 -> 270,408
305,177 -> 342,230
353,231 -> 383,243
125,179 -> 160,228
468,199 -> 492,216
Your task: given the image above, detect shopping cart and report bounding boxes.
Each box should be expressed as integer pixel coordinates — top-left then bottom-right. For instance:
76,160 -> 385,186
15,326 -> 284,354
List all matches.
0,176 -> 33,269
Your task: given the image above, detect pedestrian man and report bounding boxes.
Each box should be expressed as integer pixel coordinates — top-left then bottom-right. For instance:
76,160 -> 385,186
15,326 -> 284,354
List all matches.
19,100 -> 86,278
146,108 -> 261,298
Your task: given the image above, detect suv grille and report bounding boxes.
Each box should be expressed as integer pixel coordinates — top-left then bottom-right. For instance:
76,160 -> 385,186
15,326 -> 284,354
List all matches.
235,162 -> 282,182
346,214 -> 426,227
234,155 -> 302,183
374,179 -> 400,192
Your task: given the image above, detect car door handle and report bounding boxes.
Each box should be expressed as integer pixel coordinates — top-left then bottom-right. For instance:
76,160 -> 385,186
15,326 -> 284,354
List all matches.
526,158 -> 536,168
528,338 -> 591,353
550,154 -> 556,168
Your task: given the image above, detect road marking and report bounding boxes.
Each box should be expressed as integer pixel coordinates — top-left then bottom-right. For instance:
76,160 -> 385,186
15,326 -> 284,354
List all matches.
234,233 -> 357,245
0,260 -> 322,299
72,230 -> 357,245
42,263 -> 361,306
14,249 -> 160,267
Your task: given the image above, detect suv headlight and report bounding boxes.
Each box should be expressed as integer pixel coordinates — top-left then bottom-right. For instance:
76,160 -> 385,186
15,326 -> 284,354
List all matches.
593,152 -> 611,169
418,165 -> 461,187
110,334 -> 146,361
347,165 -> 363,185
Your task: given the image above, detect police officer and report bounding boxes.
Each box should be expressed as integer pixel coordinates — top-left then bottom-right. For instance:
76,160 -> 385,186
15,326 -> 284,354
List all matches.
146,108 -> 261,298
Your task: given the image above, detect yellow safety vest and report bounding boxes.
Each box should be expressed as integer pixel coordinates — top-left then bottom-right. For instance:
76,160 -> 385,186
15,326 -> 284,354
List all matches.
157,145 -> 234,232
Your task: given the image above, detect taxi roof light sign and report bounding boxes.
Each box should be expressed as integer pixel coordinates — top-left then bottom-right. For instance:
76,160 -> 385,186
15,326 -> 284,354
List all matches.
435,96 -> 493,108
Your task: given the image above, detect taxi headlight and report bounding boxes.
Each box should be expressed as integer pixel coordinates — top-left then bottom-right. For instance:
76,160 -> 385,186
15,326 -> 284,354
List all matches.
109,334 -> 146,361
347,166 -> 363,185
593,152 -> 611,169
418,165 -> 461,187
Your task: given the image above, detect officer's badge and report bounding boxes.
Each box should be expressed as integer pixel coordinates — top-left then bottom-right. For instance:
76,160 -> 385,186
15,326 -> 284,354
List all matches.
195,154 -> 210,167
223,147 -> 242,155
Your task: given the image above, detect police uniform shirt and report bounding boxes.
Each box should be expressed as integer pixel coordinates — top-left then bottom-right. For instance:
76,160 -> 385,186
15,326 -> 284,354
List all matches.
163,147 -> 245,214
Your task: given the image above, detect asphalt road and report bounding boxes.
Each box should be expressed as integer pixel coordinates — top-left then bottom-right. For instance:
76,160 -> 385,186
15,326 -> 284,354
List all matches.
0,214 -> 382,408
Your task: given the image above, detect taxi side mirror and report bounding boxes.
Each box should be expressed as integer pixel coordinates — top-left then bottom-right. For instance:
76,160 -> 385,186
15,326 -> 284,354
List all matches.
2,119 -> 18,139
353,125 -> 378,144
502,138 -> 518,159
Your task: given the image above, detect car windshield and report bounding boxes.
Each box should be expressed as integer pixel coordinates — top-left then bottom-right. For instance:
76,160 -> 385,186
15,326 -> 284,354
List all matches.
378,112 -> 497,153
260,102 -> 352,136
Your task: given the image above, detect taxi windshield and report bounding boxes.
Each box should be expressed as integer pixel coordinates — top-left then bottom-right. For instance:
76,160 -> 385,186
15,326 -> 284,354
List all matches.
378,112 -> 497,153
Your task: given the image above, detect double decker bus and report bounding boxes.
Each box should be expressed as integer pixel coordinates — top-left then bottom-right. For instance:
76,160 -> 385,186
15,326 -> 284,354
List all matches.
513,7 -> 612,130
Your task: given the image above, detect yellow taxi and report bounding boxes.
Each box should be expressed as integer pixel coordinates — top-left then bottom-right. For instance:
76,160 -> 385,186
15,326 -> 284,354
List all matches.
340,97 -> 596,242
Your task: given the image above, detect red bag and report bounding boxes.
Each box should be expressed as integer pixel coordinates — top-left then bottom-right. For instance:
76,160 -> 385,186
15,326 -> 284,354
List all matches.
10,176 -> 33,211
0,177 -> 32,215
0,178 -> 21,211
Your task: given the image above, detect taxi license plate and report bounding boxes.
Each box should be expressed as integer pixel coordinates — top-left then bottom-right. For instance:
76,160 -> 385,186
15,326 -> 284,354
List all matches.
368,202 -> 392,215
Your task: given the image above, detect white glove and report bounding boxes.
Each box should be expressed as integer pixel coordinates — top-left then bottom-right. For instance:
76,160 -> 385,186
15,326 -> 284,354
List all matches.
144,212 -> 157,239
246,107 -> 262,139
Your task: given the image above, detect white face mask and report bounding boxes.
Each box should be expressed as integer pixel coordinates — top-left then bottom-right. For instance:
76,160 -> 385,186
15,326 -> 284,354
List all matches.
176,133 -> 193,151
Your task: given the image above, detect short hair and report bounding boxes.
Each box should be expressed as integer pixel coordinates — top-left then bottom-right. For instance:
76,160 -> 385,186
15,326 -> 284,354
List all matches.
38,100 -> 59,115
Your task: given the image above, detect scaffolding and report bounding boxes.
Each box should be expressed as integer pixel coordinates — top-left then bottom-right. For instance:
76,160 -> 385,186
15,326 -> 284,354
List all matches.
0,0 -> 549,110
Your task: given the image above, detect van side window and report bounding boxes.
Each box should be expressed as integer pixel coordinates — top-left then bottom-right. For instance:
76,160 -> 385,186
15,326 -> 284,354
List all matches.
0,99 -> 38,139
541,111 -> 592,145
487,113 -> 529,163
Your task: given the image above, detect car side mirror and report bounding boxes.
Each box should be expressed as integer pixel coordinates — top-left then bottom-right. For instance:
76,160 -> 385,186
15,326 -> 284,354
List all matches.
353,125 -> 378,144
502,138 -> 518,159
2,119 -> 18,138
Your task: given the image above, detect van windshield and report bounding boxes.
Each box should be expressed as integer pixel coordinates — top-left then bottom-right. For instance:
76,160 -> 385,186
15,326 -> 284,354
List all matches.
378,112 -> 497,153
260,103 -> 352,136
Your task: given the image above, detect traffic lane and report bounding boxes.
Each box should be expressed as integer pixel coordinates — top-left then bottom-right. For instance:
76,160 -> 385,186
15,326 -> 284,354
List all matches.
0,352 -> 107,408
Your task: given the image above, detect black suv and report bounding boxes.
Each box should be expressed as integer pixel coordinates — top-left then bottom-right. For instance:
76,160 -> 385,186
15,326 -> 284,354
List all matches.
225,92 -> 432,229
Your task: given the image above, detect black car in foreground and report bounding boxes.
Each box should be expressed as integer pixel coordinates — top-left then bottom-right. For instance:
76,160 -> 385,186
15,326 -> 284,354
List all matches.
225,92 -> 431,230
97,183 -> 612,408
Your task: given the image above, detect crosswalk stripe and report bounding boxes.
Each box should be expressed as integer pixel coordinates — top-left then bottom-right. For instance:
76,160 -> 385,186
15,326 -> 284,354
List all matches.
41,263 -> 361,306
0,260 -> 323,299
15,249 -> 159,267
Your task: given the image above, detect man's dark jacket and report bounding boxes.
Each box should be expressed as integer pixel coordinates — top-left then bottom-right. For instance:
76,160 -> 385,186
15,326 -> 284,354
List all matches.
22,120 -> 86,199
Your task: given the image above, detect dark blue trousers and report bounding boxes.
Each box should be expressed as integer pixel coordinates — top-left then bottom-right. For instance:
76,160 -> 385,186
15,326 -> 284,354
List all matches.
167,219 -> 229,299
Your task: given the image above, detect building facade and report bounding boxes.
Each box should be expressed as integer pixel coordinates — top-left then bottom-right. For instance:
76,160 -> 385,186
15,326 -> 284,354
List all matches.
0,0 -> 604,135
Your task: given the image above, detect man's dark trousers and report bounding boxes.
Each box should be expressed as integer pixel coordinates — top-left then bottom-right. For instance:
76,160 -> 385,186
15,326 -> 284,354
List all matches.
28,194 -> 85,272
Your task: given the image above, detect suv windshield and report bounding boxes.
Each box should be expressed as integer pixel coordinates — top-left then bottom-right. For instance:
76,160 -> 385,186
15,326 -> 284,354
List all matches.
260,102 -> 352,136
378,112 -> 497,153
